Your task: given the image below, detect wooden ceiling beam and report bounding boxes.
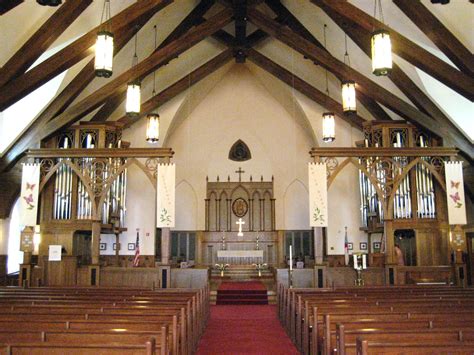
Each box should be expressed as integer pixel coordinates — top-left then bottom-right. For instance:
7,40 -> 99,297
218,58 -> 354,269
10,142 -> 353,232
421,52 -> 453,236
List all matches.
119,49 -> 234,128
261,0 -> 392,122
247,49 -> 365,129
0,24 -> 146,174
233,0 -> 248,63
247,8 -> 473,160
310,0 -> 473,101
394,0 -> 473,76
89,0 -> 216,123
36,9 -> 233,141
0,0 -> 173,112
356,92 -> 392,121
323,8 -> 472,157
0,0 -> 92,88
0,0 -> 23,15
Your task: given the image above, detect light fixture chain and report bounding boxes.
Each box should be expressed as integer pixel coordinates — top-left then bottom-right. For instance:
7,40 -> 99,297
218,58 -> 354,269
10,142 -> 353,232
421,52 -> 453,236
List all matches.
344,33 -> 350,67
153,25 -> 157,96
323,24 -> 329,97
132,32 -> 139,68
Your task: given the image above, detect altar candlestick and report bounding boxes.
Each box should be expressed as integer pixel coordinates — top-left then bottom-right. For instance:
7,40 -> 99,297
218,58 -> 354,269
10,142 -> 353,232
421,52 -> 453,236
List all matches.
362,254 -> 367,269
289,245 -> 293,271
353,254 -> 358,269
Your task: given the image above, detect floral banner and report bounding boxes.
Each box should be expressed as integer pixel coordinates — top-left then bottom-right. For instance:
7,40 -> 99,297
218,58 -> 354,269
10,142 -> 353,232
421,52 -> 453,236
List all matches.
20,163 -> 40,227
444,161 -> 466,225
308,162 -> 328,227
156,163 -> 175,228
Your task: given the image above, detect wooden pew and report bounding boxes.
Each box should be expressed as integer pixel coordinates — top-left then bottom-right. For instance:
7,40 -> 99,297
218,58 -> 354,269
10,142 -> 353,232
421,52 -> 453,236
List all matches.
277,285 -> 474,355
0,286 -> 209,355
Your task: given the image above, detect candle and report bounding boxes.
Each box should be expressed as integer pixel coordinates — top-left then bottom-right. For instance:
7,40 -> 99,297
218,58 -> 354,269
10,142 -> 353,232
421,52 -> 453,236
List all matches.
362,254 -> 367,269
289,245 -> 293,271
353,254 -> 358,269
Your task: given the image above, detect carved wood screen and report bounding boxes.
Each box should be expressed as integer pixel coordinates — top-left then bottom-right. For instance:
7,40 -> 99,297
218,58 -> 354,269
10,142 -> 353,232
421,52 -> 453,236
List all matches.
205,177 -> 275,232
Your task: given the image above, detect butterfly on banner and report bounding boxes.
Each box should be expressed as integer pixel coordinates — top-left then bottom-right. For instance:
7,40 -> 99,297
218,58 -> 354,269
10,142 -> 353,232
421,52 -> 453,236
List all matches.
450,180 -> 460,189
449,191 -> 462,208
23,194 -> 35,210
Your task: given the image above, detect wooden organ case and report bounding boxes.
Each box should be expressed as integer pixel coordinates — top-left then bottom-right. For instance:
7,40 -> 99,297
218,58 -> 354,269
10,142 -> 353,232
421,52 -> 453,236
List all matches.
34,122 -> 126,286
359,121 -> 450,268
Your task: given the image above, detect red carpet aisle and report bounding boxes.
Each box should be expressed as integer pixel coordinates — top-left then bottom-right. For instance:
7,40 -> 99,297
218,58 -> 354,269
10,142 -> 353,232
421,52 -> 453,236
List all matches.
216,281 -> 268,305
196,305 -> 299,355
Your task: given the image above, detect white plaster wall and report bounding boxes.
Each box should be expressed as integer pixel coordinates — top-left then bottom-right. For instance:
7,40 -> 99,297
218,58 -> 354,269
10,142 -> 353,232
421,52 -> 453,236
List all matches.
110,63 -> 369,256
166,64 -> 313,231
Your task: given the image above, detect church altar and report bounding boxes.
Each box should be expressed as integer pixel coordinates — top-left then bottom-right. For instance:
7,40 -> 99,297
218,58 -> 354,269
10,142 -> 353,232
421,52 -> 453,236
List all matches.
217,250 -> 264,265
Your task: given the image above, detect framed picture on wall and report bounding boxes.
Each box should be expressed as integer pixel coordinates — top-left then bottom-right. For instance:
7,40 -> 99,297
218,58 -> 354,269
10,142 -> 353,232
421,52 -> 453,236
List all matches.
347,242 -> 353,250
360,242 -> 368,250
128,243 -> 136,251
99,243 -> 106,250
373,242 -> 381,251
113,243 -> 121,251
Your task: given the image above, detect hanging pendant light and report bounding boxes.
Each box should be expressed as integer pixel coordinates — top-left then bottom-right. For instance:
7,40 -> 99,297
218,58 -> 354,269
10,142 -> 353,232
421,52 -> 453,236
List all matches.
126,81 -> 141,116
371,0 -> 392,76
146,26 -> 160,143
95,0 -> 114,78
126,33 -> 141,117
342,81 -> 356,113
146,113 -> 160,143
341,34 -> 357,113
322,24 -> 335,143
37,0 -> 62,6
322,113 -> 336,143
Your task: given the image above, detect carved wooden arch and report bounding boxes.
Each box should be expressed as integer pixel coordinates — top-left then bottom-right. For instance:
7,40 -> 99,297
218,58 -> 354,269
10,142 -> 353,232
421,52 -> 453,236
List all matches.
263,190 -> 272,199
219,190 -> 228,200
39,159 -> 97,218
95,158 -> 156,218
327,157 -> 387,213
251,190 -> 261,200
386,157 -> 446,218
230,184 -> 250,200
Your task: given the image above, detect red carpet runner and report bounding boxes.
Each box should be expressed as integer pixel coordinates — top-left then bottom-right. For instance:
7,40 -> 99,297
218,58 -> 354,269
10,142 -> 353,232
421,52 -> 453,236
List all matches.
197,305 -> 299,355
216,281 -> 268,305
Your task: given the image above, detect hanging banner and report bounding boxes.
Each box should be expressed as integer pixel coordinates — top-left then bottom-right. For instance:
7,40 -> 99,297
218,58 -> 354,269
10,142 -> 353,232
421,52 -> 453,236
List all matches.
20,163 -> 41,227
157,163 -> 175,228
308,162 -> 328,227
444,161 -> 467,225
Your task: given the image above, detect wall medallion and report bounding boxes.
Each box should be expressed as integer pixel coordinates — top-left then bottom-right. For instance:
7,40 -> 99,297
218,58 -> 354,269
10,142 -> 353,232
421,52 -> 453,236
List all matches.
232,198 -> 248,218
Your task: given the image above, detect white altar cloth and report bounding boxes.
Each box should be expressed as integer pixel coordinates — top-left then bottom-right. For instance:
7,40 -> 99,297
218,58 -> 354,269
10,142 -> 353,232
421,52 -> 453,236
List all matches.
217,250 -> 263,258
217,250 -> 263,264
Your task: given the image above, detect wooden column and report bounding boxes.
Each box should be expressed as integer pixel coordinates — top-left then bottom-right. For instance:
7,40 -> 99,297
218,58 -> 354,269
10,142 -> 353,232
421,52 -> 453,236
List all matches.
216,199 -> 220,231
249,198 -> 254,231
314,227 -> 324,265
114,232 -> 120,266
271,198 -> 276,231
226,199 -> 231,231
161,228 -> 170,265
205,199 -> 210,231
225,198 -> 232,232
91,221 -> 101,265
384,219 -> 395,264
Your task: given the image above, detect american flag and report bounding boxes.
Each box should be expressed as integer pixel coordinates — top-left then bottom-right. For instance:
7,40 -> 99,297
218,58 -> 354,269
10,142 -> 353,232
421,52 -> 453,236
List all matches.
133,230 -> 140,267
